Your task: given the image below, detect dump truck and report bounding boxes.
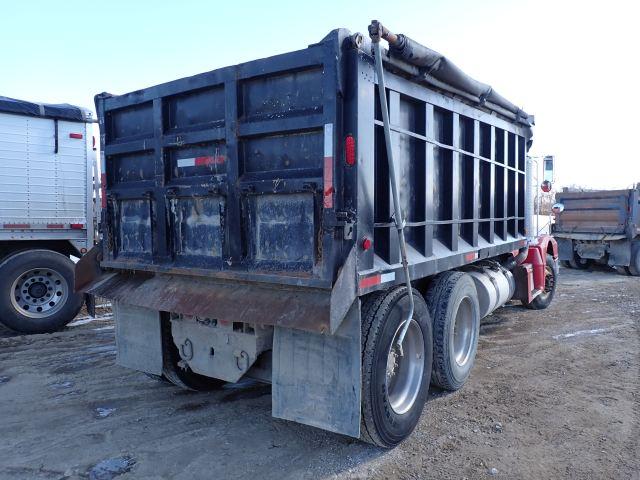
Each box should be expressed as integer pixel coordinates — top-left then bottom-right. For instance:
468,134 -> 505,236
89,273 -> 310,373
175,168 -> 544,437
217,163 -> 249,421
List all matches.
552,186 -> 640,275
77,21 -> 558,447
0,96 -> 97,333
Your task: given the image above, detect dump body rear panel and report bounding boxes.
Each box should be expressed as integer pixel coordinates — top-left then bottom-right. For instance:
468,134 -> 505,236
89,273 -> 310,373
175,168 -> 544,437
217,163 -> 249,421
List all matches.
94,29 -> 532,328
97,31 -> 346,290
553,189 -> 640,240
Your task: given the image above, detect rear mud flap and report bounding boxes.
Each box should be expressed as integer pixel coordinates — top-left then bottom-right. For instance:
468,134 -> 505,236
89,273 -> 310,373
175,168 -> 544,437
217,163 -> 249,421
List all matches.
113,302 -> 163,375
271,300 -> 361,438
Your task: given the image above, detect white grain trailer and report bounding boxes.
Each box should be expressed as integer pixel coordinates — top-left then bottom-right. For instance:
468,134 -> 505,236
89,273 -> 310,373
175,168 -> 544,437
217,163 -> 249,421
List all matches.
0,96 -> 97,333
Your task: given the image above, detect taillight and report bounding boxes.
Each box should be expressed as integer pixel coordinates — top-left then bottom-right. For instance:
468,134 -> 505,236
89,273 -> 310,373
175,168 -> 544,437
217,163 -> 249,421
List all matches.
70,223 -> 85,229
362,237 -> 372,250
69,133 -> 83,139
345,135 -> 356,166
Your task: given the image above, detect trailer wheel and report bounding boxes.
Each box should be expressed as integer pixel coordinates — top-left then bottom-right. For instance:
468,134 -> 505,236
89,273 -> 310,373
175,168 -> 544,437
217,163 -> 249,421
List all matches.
568,256 -> 590,270
523,254 -> 558,310
360,286 -> 432,448
425,272 -> 480,391
628,243 -> 640,276
614,266 -> 631,276
160,316 -> 224,391
0,250 -> 83,334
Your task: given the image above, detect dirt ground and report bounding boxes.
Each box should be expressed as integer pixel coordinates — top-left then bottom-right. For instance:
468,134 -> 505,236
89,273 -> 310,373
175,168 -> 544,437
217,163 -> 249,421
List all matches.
0,267 -> 638,480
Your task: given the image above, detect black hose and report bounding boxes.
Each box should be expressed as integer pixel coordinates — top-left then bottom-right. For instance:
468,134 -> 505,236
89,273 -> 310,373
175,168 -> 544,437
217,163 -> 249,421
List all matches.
502,246 -> 529,271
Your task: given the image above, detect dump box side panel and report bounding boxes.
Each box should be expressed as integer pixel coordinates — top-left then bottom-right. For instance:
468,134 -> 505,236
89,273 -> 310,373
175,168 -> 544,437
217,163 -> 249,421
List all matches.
97,32 -> 348,289
348,48 -> 531,293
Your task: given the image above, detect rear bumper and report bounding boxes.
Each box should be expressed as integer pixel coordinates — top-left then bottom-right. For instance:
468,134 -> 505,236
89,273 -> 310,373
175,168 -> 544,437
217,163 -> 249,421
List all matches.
76,243 -> 358,334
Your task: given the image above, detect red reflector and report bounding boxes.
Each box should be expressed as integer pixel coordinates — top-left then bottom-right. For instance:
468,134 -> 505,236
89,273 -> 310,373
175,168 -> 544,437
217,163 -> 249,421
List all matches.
70,223 -> 84,229
3,223 -> 30,229
47,224 -> 64,229
465,252 -> 478,262
69,133 -> 83,139
345,135 -> 356,166
101,173 -> 107,209
359,274 -> 381,289
362,237 -> 372,251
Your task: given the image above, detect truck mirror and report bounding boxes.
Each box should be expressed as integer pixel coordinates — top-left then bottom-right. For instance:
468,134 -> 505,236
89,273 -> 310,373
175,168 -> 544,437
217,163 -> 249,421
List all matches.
543,155 -> 554,183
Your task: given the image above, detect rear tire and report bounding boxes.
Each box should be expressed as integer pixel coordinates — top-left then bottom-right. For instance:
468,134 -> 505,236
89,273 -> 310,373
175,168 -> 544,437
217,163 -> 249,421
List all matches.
628,243 -> 640,276
561,260 -> 572,269
569,256 -> 590,270
160,316 -> 225,391
0,250 -> 83,334
523,254 -> 558,310
614,266 -> 632,276
360,287 -> 432,448
425,272 -> 480,391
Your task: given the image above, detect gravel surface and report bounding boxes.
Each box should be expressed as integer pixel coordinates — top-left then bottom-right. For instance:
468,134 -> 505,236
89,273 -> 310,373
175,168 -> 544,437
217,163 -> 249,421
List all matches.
0,267 -> 638,479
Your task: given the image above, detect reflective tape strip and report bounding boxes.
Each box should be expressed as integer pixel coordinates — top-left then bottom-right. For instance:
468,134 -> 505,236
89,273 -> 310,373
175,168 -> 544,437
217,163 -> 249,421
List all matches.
47,224 -> 65,229
177,155 -> 225,168
3,223 -> 30,229
380,272 -> 396,283
323,123 -> 334,209
359,271 -> 396,289
465,252 -> 478,262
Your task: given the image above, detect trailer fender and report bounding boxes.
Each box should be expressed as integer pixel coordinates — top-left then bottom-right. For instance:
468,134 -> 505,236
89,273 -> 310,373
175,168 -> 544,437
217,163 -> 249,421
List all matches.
525,235 -> 558,292
272,299 -> 361,438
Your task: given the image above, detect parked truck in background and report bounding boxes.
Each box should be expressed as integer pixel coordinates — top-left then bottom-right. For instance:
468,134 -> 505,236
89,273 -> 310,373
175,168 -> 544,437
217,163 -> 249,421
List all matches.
553,186 -> 640,274
0,96 -> 97,333
77,21 -> 558,447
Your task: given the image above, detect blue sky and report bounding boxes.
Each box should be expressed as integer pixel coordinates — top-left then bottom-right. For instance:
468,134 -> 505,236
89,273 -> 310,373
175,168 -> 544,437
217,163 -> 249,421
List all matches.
2,0 -> 638,188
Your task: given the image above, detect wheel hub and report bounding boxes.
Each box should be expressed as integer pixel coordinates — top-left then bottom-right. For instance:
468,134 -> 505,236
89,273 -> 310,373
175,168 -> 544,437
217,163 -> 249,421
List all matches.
385,319 -> 425,415
11,268 -> 68,318
452,297 -> 475,367
28,282 -> 48,298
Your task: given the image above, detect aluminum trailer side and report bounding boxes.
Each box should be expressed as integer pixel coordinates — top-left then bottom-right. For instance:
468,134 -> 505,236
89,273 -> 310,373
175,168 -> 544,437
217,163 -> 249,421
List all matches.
79,22 -> 558,447
553,187 -> 640,274
0,96 -> 97,333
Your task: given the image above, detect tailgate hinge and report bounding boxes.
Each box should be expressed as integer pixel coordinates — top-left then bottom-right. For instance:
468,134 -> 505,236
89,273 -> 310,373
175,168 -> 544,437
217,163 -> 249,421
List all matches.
325,210 -> 356,240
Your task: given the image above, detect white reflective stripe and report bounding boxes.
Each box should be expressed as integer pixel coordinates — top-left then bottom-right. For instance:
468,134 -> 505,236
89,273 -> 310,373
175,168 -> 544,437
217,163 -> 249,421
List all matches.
324,123 -> 333,158
380,272 -> 396,283
177,158 -> 196,168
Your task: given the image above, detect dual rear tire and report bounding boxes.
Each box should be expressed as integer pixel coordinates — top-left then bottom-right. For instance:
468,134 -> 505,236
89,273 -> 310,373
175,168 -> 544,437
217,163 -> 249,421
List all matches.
360,272 -> 481,447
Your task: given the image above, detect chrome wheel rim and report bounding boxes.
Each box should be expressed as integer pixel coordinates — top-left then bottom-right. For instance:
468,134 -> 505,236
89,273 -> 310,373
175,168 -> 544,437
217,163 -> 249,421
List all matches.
11,268 -> 68,318
386,319 -> 425,415
453,297 -> 476,367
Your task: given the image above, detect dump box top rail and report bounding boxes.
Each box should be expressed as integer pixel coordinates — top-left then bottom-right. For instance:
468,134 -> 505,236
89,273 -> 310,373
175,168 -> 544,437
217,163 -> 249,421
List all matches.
93,27 -> 532,324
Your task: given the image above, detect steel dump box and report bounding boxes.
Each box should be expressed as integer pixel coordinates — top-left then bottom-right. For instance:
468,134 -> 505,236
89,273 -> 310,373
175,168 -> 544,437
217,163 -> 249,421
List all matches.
92,29 -> 532,333
553,188 -> 640,239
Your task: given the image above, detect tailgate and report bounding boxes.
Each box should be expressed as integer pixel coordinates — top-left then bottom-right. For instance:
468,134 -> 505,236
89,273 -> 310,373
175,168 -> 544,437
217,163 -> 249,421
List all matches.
97,33 -> 344,288
554,190 -> 631,235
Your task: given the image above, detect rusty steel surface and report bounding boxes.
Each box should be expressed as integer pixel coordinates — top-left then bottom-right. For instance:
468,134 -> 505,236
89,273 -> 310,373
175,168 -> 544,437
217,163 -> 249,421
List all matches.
74,243 -> 104,292
554,188 -> 640,238
86,272 -> 332,334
